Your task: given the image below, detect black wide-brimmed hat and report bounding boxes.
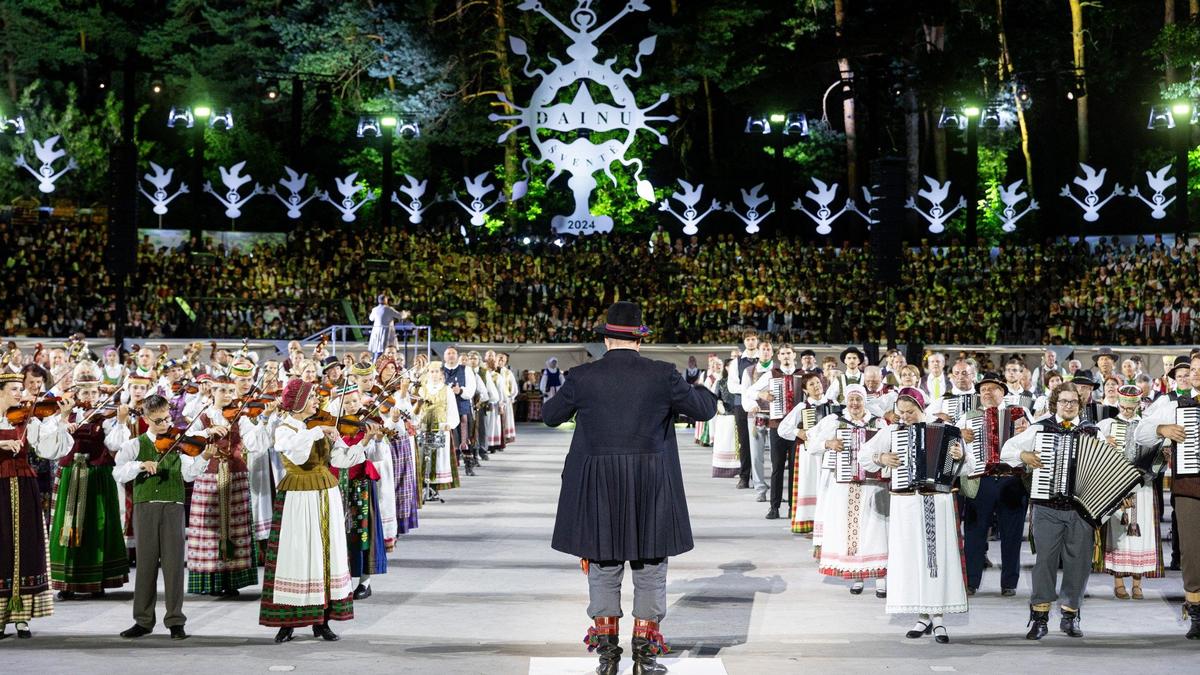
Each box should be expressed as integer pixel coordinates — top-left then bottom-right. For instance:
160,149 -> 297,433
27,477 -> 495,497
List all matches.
1071,373 -> 1098,388
977,371 -> 1005,389
1169,355 -> 1192,379
840,346 -> 865,364
595,301 -> 652,340
1092,347 -> 1119,364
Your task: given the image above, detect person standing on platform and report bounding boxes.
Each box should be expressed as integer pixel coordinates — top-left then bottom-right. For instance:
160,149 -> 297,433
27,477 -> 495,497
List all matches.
368,294 -> 401,360
544,302 -> 717,675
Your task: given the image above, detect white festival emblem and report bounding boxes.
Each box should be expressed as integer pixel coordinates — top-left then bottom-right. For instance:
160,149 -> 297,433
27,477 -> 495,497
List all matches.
320,172 -> 376,223
724,184 -> 775,234
392,175 -> 432,224
14,135 -> 78,194
1060,163 -> 1124,222
268,167 -> 324,220
204,161 -> 263,219
793,178 -> 851,235
1128,164 -> 1175,220
847,186 -> 879,228
452,172 -> 506,227
658,179 -> 720,236
138,162 -> 188,216
995,179 -> 1039,233
490,0 -> 676,235
907,176 -> 965,234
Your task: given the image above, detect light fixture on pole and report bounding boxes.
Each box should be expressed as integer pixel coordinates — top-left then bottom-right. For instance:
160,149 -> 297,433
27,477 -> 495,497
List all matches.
263,79 -> 281,102
150,79 -> 164,96
357,115 -> 382,138
783,112 -> 809,137
0,113 -> 26,135
744,114 -> 770,134
208,108 -> 234,130
936,106 -> 967,130
1065,72 -> 1087,101
166,106 -> 194,129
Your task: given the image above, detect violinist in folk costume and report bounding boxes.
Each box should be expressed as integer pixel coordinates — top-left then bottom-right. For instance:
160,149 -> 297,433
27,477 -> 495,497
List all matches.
111,394 -> 207,640
186,377 -> 275,597
230,357 -> 277,549
106,372 -> 153,565
0,372 -> 58,639
30,367 -> 129,600
261,379 -> 366,643
375,357 -> 420,537
349,360 -> 398,548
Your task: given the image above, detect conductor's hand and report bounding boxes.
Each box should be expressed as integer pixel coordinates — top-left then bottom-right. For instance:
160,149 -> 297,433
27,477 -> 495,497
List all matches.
1157,424 -> 1188,443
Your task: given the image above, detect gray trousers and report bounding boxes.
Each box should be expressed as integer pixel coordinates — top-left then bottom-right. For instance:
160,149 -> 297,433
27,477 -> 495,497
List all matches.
1176,496 -> 1200,595
587,558 -> 668,622
1030,505 -> 1094,610
133,502 -> 187,629
748,424 -> 770,497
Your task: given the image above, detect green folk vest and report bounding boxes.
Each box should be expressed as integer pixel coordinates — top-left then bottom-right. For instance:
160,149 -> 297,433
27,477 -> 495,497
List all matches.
132,435 -> 186,504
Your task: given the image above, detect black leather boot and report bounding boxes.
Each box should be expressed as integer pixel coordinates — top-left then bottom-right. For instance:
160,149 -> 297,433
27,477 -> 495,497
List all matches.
1186,603 -> 1200,640
312,622 -> 339,641
584,617 -> 620,675
1059,608 -> 1082,637
1025,608 -> 1049,640
632,618 -> 669,675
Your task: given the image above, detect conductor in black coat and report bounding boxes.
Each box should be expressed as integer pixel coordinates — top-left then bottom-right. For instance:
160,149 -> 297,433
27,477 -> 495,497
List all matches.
543,301 -> 717,675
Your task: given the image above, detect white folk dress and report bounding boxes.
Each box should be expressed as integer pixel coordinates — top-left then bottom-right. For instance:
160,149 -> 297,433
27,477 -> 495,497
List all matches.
860,419 -> 972,615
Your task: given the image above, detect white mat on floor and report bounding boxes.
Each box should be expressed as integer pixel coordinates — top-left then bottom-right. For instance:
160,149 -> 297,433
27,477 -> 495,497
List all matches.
529,658 -> 728,675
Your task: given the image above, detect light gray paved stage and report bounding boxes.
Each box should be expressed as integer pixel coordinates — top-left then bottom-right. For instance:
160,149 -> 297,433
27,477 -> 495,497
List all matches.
4,425 -> 1197,673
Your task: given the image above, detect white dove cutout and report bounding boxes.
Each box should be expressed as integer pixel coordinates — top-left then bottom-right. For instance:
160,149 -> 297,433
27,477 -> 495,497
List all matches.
724,183 -> 775,234
846,186 -> 880,228
452,172 -> 505,227
268,167 -> 325,219
792,177 -> 851,235
391,174 -> 432,224
1128,164 -> 1175,220
138,162 -> 189,216
14,135 -> 78,194
1060,163 -> 1124,222
319,172 -> 376,223
203,161 -> 264,219
906,176 -> 966,234
993,179 -> 1039,233
658,179 -> 721,236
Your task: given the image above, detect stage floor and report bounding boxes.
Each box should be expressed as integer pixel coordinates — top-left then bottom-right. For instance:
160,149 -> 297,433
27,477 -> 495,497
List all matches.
4,424 -> 1196,673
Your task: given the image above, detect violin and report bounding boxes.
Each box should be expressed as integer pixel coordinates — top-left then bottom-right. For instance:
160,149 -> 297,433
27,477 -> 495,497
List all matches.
6,397 -> 68,425
304,411 -> 366,437
171,380 -> 200,396
153,427 -> 206,457
223,394 -> 277,420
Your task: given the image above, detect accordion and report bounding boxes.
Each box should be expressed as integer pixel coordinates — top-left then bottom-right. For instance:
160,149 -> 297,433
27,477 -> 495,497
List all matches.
941,393 -> 978,424
890,422 -> 963,493
1003,392 -> 1034,412
1176,405 -> 1200,476
834,425 -> 880,483
1030,431 -> 1144,523
768,377 -> 789,420
963,405 -> 1027,478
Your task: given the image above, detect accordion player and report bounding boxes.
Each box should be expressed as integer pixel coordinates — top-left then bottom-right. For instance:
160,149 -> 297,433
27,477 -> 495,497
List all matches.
1024,428 -> 1143,524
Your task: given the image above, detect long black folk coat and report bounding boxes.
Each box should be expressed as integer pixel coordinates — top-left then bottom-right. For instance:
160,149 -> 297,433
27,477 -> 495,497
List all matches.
542,348 -> 718,562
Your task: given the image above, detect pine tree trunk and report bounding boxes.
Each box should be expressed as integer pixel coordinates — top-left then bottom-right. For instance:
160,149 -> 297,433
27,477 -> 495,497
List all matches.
905,89 -> 919,197
835,0 -> 858,192
703,76 -> 716,173
492,0 -> 518,201
1069,0 -> 1089,162
997,0 -> 1033,190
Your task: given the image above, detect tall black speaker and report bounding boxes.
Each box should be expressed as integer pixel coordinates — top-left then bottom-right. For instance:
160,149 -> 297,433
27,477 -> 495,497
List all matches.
868,157 -> 906,285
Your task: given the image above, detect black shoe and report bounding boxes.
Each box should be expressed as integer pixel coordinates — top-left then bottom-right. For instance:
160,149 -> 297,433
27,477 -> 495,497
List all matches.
0,627 -> 6,640
1060,609 -> 1082,637
906,621 -> 932,639
169,625 -> 188,640
983,557 -> 994,569
765,508 -> 780,519
933,626 -> 949,644
966,586 -> 976,596
121,624 -> 153,639
1186,602 -> 1200,640
57,590 -> 76,601
313,623 -> 339,641
736,479 -> 749,489
630,636 -> 668,675
274,627 -> 294,643
478,448 -> 490,460
353,584 -> 372,600
464,461 -> 476,477
593,634 -> 622,675
1026,609 -> 1049,640
1001,588 -> 1017,597
875,589 -> 887,599
756,494 -> 768,502
15,623 -> 31,639
221,589 -> 240,598
91,590 -> 106,599
849,583 -> 864,595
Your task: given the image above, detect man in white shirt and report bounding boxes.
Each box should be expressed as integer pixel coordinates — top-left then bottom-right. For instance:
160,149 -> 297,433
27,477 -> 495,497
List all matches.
921,352 -> 949,401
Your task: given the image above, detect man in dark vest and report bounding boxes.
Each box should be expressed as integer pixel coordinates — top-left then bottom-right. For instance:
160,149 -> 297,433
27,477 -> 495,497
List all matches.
441,346 -> 475,469
544,302 -> 717,675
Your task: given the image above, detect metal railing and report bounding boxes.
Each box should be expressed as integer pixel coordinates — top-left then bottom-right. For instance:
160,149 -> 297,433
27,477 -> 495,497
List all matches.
302,324 -> 432,362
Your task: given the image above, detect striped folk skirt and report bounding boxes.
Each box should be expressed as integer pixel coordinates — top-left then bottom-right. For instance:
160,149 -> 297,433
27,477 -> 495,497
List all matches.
186,470 -> 258,594
1,475 -> 54,624
259,489 -> 353,628
790,444 -> 821,534
49,463 -> 129,592
344,477 -> 388,578
1104,483 -> 1163,577
391,435 -> 419,534
710,414 -> 740,478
